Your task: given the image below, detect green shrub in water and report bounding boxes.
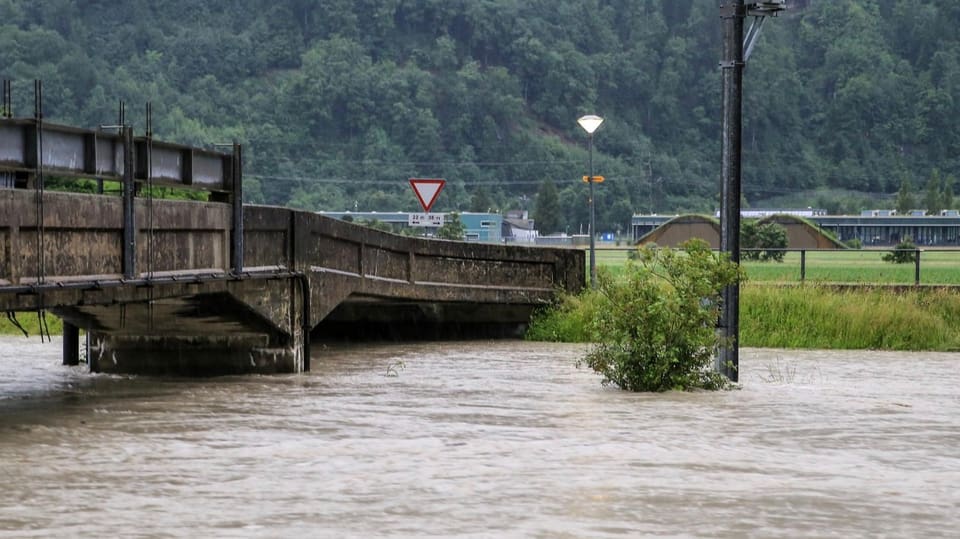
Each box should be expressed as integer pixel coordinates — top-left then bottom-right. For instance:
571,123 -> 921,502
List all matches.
580,239 -> 741,392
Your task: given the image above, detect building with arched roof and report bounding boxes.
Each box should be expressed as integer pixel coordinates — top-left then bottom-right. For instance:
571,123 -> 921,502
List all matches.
635,215 -> 720,248
633,213 -> 845,249
756,214 -> 845,249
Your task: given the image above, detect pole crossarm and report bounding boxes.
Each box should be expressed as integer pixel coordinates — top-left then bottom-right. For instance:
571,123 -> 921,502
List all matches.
743,15 -> 767,62
722,1 -> 784,63
746,1 -> 786,16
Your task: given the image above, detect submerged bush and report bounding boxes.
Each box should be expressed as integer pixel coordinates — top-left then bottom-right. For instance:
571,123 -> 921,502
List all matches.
580,239 -> 741,392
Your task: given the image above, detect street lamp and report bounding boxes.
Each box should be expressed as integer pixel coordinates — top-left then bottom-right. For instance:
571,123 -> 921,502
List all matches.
577,114 -> 603,288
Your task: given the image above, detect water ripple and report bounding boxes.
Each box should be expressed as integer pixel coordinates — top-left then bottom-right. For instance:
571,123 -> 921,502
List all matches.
0,339 -> 958,537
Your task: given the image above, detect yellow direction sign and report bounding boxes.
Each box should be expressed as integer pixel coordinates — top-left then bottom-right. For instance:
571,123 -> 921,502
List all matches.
582,175 -> 604,183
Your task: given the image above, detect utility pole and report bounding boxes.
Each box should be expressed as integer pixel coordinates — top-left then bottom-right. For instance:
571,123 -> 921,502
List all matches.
718,1 -> 745,382
718,1 -> 785,383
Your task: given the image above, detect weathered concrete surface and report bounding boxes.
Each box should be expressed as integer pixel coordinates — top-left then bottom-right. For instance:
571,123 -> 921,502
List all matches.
0,190 -> 585,374
244,205 -> 584,330
0,189 -> 231,284
88,333 -> 298,376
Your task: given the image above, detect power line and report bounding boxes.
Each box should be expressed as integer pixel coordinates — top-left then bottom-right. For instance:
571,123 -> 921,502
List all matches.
245,173 -> 593,186
247,157 -> 583,168
245,173 -> 896,199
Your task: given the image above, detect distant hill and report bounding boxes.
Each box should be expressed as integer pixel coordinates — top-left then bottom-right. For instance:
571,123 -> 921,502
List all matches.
1,0 -> 957,234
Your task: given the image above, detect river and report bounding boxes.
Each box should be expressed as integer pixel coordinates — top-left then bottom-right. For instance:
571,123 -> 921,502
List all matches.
0,337 -> 958,538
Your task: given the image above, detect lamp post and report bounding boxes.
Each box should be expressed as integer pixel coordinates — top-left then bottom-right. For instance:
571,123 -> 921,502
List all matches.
577,114 -> 603,288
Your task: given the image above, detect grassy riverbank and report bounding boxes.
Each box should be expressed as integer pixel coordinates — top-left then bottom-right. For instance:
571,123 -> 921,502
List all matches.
0,314 -> 63,337
528,284 -> 960,351
740,286 -> 960,350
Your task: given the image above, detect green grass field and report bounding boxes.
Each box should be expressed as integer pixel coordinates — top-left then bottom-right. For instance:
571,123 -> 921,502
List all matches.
528,275 -> 960,351
591,248 -> 960,285
0,312 -> 62,337
741,250 -> 960,284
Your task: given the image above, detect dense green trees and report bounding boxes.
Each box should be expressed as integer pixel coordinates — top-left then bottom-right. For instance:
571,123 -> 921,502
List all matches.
435,212 -> 466,240
1,0 -> 958,234
741,221 -> 788,262
533,180 -> 560,235
895,178 -> 916,214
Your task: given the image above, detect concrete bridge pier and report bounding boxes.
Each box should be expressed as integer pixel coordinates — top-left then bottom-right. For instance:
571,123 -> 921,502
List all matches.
87,332 -> 303,376
62,322 -> 80,366
54,277 -> 311,376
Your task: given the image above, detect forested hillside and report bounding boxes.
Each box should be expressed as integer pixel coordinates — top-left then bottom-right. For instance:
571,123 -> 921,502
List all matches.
1,0 -> 958,234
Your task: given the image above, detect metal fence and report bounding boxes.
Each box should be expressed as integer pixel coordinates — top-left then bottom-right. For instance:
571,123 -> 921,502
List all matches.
590,247 -> 960,286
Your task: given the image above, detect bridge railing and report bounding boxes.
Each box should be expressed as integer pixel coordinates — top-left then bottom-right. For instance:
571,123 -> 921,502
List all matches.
1,79 -> 245,276
0,190 -> 235,287
0,118 -> 235,194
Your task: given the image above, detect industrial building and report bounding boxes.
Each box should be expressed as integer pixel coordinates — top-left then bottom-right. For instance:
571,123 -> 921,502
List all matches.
319,211 -> 504,242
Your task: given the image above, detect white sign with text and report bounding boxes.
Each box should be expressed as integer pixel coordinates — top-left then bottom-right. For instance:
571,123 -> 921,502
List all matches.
408,213 -> 444,227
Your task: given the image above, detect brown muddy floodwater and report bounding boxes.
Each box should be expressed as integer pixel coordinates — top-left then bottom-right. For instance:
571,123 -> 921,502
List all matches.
0,337 -> 958,538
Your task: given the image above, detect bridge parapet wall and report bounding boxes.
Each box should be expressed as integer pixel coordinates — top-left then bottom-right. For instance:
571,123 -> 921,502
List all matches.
0,189 -> 231,286
2,197 -> 583,320
243,205 -> 294,270
243,206 -> 585,325
310,213 -> 575,282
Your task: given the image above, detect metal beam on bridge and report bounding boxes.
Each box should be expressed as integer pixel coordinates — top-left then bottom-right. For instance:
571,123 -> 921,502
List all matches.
0,118 -> 233,193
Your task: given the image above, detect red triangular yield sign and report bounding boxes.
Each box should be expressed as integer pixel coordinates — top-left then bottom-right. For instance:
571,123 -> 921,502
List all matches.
409,178 -> 446,212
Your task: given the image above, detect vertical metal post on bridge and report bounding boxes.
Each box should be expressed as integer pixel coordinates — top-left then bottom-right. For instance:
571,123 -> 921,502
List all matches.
122,125 -> 136,279
0,81 -> 11,188
232,142 -> 244,273
33,80 -> 46,286
216,139 -> 245,274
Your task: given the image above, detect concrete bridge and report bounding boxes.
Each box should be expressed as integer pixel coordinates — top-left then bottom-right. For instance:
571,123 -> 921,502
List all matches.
0,113 -> 584,375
